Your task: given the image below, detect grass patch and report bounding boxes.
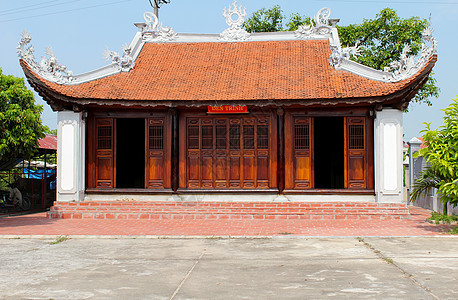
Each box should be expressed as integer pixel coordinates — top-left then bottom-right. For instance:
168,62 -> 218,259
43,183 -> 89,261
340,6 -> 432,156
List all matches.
383,257 -> 394,264
428,212 -> 458,224
50,235 -> 69,245
449,227 -> 458,235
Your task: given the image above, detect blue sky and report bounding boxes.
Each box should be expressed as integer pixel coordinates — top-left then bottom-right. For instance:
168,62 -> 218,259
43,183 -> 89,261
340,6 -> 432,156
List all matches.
1,0 -> 457,140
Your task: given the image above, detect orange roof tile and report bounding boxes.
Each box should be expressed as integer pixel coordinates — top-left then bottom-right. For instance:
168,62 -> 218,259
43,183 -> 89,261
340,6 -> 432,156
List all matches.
22,39 -> 434,102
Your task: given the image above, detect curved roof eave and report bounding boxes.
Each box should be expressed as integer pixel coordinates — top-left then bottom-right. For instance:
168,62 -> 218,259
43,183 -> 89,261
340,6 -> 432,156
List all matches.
18,6 -> 438,111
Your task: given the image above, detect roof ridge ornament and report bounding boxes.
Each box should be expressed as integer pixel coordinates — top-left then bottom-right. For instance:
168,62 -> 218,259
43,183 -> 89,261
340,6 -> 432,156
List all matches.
328,21 -> 437,83
103,44 -> 134,72
382,25 -> 438,82
295,7 -> 332,39
329,44 -> 361,68
141,11 -> 177,42
220,1 -> 250,42
17,31 -> 73,84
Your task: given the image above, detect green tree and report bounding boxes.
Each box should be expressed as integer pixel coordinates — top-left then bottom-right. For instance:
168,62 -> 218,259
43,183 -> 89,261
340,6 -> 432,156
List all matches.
242,7 -> 439,106
243,6 -> 311,32
0,68 -> 46,165
243,5 -> 284,33
413,97 -> 458,210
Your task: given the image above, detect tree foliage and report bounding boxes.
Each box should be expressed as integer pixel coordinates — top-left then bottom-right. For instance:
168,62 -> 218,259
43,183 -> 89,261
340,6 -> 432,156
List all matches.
410,167 -> 443,206
242,6 -> 439,106
416,97 -> 458,207
0,68 -> 46,165
243,5 -> 284,33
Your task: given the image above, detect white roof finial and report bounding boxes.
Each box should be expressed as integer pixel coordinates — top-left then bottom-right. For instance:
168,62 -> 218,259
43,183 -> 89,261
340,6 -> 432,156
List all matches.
220,1 -> 250,41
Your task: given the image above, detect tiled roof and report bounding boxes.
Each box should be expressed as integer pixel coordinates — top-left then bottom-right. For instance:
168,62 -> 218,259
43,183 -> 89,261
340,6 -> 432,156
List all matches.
38,134 -> 57,151
23,39 -> 433,102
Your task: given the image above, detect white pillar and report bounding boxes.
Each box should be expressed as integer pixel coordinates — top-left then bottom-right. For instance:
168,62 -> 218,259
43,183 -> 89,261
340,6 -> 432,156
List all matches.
374,108 -> 404,203
57,111 -> 86,202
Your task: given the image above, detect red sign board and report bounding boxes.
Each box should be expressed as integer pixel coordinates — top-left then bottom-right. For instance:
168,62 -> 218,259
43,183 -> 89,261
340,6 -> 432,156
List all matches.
207,105 -> 248,114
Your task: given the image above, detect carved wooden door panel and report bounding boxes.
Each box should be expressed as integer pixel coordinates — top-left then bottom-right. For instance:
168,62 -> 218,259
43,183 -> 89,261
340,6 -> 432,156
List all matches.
214,118 -> 229,188
254,117 -> 270,189
228,119 -> 241,188
285,115 -> 313,190
146,116 -> 171,189
183,115 -> 272,189
94,118 -> 115,188
345,117 -> 366,189
186,118 -> 201,189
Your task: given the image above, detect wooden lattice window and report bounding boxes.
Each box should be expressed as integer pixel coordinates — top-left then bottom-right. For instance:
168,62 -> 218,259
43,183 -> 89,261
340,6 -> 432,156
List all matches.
216,125 -> 227,149
149,125 -> 164,150
97,126 -> 112,150
294,124 -> 309,150
243,125 -> 255,149
230,124 -> 240,150
201,125 -> 213,149
349,125 -> 364,149
257,125 -> 269,149
188,126 -> 199,149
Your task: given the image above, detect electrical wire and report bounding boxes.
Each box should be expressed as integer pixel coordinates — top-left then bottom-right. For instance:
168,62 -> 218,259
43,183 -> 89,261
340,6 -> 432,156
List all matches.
0,0 -> 85,17
0,0 -> 134,23
1,0 -> 61,13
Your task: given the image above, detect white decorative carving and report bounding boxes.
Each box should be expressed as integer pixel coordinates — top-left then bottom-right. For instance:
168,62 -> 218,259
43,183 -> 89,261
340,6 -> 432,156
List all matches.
103,44 -> 134,72
220,1 -> 250,42
17,31 -> 35,62
329,43 -> 361,68
295,7 -> 332,39
17,31 -> 73,84
329,22 -> 437,83
382,25 -> 438,82
141,11 -> 177,42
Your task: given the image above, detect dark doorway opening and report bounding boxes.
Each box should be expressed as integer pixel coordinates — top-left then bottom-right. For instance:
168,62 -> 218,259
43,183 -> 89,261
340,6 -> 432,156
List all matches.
314,117 -> 344,189
116,118 -> 145,188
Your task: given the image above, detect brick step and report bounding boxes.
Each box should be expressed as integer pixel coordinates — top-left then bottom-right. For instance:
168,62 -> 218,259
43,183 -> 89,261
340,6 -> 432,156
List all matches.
49,209 -> 409,215
49,207 -> 409,214
47,201 -> 410,220
49,201 -> 407,209
47,211 -> 407,220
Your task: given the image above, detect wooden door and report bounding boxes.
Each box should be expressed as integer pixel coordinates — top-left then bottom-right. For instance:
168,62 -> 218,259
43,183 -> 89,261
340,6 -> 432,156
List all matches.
146,116 -> 171,189
285,114 -> 313,190
94,118 -> 115,188
345,117 -> 367,189
182,114 -> 274,189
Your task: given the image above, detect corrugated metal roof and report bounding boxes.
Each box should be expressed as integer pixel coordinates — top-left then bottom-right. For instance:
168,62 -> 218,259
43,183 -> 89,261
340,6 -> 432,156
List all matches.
38,134 -> 57,151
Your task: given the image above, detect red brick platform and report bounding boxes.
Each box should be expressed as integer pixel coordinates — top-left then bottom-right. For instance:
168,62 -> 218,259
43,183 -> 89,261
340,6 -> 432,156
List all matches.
0,204 -> 452,237
48,201 -> 410,220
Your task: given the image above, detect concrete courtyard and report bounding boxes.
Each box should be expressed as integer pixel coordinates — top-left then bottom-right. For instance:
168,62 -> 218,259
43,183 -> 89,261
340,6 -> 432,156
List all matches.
1,237 -> 457,299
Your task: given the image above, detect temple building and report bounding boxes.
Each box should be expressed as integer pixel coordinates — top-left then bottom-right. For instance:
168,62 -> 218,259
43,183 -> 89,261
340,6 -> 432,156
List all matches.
19,3 -> 437,205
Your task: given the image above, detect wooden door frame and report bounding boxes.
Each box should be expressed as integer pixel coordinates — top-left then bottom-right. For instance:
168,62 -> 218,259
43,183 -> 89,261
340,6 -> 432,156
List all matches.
86,110 -> 172,192
283,107 -> 374,193
178,108 -> 278,191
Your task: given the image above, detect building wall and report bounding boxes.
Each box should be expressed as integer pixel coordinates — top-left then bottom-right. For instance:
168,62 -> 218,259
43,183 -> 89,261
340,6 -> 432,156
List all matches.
56,107 -> 404,204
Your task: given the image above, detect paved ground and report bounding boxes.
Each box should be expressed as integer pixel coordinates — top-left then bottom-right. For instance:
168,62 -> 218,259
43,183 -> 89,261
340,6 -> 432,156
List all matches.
0,206 -> 454,237
0,237 -> 457,299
